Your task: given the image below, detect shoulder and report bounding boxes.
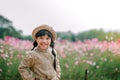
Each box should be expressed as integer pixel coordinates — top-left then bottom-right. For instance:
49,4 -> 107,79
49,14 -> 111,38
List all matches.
24,50 -> 37,59
26,50 -> 35,55
48,47 -> 57,53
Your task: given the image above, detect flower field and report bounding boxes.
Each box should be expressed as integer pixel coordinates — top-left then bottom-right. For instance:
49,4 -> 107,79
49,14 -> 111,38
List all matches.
0,36 -> 120,80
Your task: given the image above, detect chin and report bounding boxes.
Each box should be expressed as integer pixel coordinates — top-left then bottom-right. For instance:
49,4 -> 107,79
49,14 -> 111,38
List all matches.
42,47 -> 48,49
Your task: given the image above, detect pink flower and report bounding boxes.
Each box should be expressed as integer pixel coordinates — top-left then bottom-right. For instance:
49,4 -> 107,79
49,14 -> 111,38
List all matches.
0,54 -> 8,59
118,39 -> 120,44
65,64 -> 69,68
75,61 -> 79,65
86,60 -> 93,65
17,54 -> 22,59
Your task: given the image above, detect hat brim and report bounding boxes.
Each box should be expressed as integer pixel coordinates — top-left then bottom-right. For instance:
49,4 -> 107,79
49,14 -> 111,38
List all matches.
32,25 -> 57,41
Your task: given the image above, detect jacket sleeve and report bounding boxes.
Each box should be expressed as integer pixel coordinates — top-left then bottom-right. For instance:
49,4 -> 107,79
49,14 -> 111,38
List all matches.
55,50 -> 61,79
18,52 -> 35,80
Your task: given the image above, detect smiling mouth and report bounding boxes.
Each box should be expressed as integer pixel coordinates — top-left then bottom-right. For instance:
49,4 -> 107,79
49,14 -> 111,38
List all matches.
40,43 -> 48,46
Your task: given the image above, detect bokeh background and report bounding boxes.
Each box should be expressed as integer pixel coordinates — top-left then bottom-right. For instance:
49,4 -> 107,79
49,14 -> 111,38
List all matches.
0,0 -> 120,80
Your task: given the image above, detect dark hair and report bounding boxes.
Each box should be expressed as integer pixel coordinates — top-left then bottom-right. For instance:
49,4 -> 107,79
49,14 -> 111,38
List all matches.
31,30 -> 56,70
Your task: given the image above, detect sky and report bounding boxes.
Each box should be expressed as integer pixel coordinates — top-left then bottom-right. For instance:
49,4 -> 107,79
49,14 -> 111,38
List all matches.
0,0 -> 120,35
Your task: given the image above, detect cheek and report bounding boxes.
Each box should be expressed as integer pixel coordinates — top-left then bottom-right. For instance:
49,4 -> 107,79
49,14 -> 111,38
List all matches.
47,41 -> 51,46
49,40 -> 52,44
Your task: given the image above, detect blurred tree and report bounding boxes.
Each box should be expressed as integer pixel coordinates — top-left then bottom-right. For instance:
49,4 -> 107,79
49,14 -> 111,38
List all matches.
0,15 -> 12,27
57,28 -> 120,42
76,29 -> 107,41
0,15 -> 33,41
1,15 -> 120,41
57,30 -> 76,42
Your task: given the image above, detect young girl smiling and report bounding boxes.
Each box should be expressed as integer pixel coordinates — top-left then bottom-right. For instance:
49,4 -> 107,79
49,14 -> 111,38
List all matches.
18,25 -> 61,80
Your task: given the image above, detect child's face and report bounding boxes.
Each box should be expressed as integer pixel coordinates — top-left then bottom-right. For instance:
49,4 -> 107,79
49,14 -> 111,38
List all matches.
36,35 -> 51,50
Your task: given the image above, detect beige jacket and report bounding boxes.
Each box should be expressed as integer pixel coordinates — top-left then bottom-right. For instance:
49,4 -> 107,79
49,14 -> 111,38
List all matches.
18,47 -> 61,80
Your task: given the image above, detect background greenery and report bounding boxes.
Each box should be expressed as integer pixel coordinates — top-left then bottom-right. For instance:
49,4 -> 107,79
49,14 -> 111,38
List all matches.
1,15 -> 120,42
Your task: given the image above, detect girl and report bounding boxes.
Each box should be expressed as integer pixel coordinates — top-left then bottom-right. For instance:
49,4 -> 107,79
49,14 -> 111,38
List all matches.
18,25 -> 61,80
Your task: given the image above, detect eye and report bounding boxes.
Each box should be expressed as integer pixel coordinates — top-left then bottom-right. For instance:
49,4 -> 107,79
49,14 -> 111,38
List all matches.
37,37 -> 43,40
46,37 -> 51,40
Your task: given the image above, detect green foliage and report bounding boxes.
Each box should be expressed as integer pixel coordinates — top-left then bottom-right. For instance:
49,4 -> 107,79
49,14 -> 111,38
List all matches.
1,15 -> 120,42
0,15 -> 33,41
60,49 -> 120,80
57,31 -> 76,42
76,29 -> 105,41
60,53 -> 86,80
0,15 -> 11,27
1,39 -> 120,80
57,29 -> 120,42
87,51 -> 120,80
0,26 -> 22,39
0,44 -> 23,80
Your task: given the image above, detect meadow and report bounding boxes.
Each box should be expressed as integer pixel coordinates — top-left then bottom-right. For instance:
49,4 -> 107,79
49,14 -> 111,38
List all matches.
0,36 -> 120,80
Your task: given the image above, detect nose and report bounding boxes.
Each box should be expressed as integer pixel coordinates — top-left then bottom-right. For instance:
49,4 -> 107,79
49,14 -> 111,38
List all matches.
42,39 -> 47,43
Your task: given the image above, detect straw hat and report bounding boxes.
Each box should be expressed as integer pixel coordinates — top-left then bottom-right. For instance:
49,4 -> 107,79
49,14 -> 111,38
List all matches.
32,25 -> 57,41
